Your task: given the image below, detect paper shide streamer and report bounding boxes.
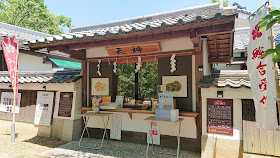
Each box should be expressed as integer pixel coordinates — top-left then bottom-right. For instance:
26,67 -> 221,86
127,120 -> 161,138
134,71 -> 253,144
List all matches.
135,56 -> 142,73
97,59 -> 101,76
113,59 -> 117,74
170,53 -> 176,73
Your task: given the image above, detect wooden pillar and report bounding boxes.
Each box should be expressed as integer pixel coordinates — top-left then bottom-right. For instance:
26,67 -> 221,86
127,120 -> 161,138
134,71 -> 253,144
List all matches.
135,63 -> 139,101
82,60 -> 87,106
195,50 -> 203,152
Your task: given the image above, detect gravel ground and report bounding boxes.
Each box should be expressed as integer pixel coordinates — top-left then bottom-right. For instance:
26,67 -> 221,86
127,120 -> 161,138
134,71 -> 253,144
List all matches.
39,138 -> 201,158
0,133 -> 66,158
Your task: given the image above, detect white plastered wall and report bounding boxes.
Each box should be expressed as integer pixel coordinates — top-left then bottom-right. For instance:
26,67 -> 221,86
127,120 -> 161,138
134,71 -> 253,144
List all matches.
87,113 -> 197,139
53,79 -> 82,120
0,80 -> 82,141
159,37 -> 194,52
18,53 -> 52,71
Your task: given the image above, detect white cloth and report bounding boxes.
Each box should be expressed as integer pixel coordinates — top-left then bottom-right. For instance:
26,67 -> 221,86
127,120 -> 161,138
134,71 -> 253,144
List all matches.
247,7 -> 278,130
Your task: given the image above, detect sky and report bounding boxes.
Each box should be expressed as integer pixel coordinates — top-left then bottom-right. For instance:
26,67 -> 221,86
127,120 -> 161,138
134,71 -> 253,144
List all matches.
45,0 -> 280,32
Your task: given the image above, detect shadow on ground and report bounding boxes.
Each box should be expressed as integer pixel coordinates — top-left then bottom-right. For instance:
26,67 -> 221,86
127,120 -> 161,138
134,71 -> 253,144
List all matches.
23,135 -> 66,148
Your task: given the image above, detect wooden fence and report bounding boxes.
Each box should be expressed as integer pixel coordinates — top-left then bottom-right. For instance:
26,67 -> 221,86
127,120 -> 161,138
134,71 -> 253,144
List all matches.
242,99 -> 280,157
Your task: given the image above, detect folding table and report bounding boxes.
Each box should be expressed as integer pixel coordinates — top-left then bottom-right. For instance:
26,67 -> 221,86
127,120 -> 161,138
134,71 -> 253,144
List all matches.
145,116 -> 184,158
77,112 -> 112,149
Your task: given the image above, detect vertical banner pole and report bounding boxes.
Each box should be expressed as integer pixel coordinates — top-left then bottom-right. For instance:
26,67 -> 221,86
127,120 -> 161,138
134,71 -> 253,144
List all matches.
268,0 -> 280,123
11,39 -> 19,143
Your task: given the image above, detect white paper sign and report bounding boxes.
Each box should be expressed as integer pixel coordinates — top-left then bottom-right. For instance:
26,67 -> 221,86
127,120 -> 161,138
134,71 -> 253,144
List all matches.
247,7 -> 278,130
147,121 -> 160,145
115,96 -> 124,108
34,91 -> 54,126
0,92 -> 21,113
110,114 -> 122,140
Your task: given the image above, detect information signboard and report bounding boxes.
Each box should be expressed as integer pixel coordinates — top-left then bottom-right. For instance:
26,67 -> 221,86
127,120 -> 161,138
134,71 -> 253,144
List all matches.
0,92 -> 21,113
34,91 -> 54,126
207,98 -> 233,136
58,92 -> 73,117
147,121 -> 160,145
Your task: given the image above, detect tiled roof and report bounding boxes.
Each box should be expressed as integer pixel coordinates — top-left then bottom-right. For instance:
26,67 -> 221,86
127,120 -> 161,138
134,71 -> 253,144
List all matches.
28,3 -> 237,45
234,25 -> 280,51
0,69 -> 81,84
199,70 -> 280,88
0,22 -> 71,58
237,9 -> 253,15
0,22 -> 51,41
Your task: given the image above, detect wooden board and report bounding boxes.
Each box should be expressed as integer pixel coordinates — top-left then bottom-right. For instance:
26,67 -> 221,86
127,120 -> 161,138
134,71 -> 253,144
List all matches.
274,127 -> 280,156
106,42 -> 161,56
79,107 -> 199,117
208,39 -> 230,45
252,123 -> 260,153
247,121 -> 255,152
243,120 -> 248,152
208,44 -> 230,49
265,129 -> 275,155
242,100 -> 280,157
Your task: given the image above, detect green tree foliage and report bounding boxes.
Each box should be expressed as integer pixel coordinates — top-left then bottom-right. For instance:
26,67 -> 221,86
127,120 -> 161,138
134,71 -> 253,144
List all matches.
0,0 -> 71,35
117,63 -> 135,99
258,10 -> 280,63
139,62 -> 158,99
117,62 -> 158,100
211,0 -> 228,7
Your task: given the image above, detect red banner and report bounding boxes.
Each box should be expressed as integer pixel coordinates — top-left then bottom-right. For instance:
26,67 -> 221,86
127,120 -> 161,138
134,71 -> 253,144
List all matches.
1,38 -> 19,106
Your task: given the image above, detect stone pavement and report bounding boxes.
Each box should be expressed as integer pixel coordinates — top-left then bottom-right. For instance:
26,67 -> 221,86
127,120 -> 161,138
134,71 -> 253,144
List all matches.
39,138 -> 200,158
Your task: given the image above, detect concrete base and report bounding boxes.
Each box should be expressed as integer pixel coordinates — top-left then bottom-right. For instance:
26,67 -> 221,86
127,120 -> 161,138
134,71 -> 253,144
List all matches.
51,118 -> 82,142
0,119 -> 82,142
201,135 -> 243,158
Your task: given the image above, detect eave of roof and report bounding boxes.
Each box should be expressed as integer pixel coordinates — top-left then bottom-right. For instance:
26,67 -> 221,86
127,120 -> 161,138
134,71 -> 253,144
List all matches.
234,25 -> 280,51
0,69 -> 81,84
199,70 -> 280,88
0,21 -> 51,41
27,3 -> 237,47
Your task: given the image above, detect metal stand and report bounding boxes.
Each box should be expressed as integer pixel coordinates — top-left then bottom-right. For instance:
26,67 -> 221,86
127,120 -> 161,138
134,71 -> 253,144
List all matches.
78,114 -> 110,150
146,119 -> 182,158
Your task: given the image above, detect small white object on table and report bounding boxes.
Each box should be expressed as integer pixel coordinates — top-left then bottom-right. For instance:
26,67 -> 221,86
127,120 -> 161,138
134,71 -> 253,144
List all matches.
77,112 -> 112,149
145,116 -> 184,158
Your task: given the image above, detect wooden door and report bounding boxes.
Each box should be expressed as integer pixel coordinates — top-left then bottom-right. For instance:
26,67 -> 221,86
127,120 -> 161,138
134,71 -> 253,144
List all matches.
242,99 -> 280,156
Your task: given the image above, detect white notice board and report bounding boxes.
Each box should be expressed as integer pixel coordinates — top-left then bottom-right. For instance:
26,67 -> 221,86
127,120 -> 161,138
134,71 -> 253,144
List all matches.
34,91 -> 54,126
147,121 -> 160,145
110,114 -> 122,140
0,92 -> 21,113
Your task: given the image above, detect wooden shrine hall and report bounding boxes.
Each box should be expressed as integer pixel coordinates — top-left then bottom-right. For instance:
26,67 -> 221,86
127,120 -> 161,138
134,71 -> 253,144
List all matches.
27,2 -> 237,154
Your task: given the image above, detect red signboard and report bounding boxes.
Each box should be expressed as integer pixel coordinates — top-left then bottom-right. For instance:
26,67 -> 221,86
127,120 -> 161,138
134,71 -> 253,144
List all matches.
207,98 -> 233,136
58,92 -> 73,117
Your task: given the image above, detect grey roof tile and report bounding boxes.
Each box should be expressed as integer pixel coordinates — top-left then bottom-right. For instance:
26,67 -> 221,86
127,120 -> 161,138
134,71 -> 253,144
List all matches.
0,22 -> 51,42
0,22 -> 71,59
199,70 -> 280,88
0,69 -> 81,84
27,3 -> 238,45
234,25 -> 280,51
